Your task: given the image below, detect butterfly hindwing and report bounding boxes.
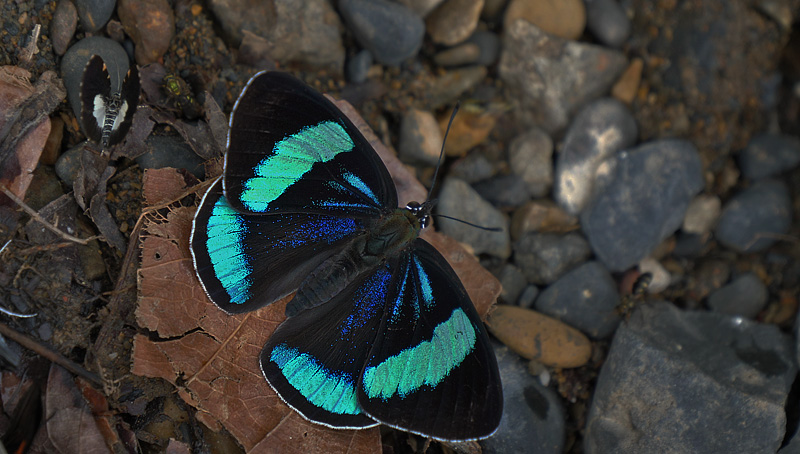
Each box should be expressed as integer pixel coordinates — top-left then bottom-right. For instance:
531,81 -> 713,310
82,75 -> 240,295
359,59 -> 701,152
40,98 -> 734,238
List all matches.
223,71 -> 397,218
191,178 -> 367,314
80,55 -> 110,144
106,62 -> 140,147
260,263 -> 396,429
358,239 -> 503,441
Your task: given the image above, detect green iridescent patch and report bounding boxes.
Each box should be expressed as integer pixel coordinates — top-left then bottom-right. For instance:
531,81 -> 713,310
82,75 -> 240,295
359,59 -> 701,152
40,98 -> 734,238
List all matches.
206,196 -> 251,304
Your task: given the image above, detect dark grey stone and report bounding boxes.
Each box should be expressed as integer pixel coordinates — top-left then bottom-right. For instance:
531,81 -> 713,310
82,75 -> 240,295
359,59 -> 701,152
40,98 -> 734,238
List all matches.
61,36 -> 130,120
513,232 -> 591,285
54,143 -> 84,186
580,139 -> 704,271
52,0 -> 78,55
584,0 -> 631,48
585,303 -> 795,454
707,272 -> 768,319
450,151 -> 497,183
739,133 -> 800,180
473,173 -> 532,208
75,0 -> 115,33
135,135 -> 205,179
339,0 -> 425,66
554,98 -> 638,215
346,49 -> 373,84
499,20 -> 627,133
466,30 -> 501,66
536,261 -> 621,339
481,343 -> 565,454
496,264 -> 527,305
715,179 -> 792,253
517,285 -> 540,308
437,177 -> 511,258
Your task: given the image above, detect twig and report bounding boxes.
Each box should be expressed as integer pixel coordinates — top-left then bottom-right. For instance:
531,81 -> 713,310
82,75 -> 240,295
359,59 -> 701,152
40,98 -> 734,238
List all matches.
20,24 -> 41,68
0,186 -> 99,245
0,321 -> 101,386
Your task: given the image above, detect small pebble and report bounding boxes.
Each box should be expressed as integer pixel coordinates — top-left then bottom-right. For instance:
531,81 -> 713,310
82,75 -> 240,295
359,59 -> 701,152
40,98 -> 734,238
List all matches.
55,143 -> 83,186
398,109 -> 442,166
51,0 -> 78,55
118,0 -> 175,64
423,66 -> 487,109
682,194 -> 721,235
346,49 -> 373,84
637,257 -> 670,294
440,104 -> 496,156
611,58 -> 643,104
473,174 -> 531,208
433,43 -> 481,67
426,0 -> 484,46
510,200 -> 579,240
449,151 -> 496,183
436,177 -> 511,258
738,133 -> 800,180
504,0 -> 586,40
535,261 -> 621,339
707,272 -> 768,319
554,98 -> 638,215
513,232 -> 591,284
486,305 -> 592,368
584,0 -> 631,47
136,135 -> 206,179
339,0 -> 425,66
508,128 -> 553,197
75,0 -> 115,32
495,264 -> 527,304
517,285 -> 540,308
466,31 -> 501,66
715,179 -> 792,253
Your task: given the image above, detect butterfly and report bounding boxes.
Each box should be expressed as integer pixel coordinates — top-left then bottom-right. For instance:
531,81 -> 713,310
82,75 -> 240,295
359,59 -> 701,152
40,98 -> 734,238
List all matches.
80,55 -> 140,149
189,71 -> 502,441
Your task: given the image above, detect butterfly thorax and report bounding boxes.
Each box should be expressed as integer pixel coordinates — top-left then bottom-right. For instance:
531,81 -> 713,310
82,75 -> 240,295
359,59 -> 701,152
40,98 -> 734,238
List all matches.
286,206 -> 423,317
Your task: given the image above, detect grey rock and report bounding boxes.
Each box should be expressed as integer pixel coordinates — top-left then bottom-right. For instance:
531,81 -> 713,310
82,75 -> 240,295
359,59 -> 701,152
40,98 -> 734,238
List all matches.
581,139 -> 704,271
672,232 -> 709,258
61,36 -> 130,120
496,264 -> 527,304
433,43 -> 481,67
584,0 -> 631,48
707,272 -> 768,319
715,179 -> 792,253
739,133 -> 800,180
481,343 -> 565,454
473,173 -> 531,208
211,0 -> 345,71
554,98 -> 638,215
536,261 -> 621,339
422,66 -> 487,109
450,151 -> 496,183
508,128 -> 553,198
75,0 -> 115,32
398,109 -> 442,166
55,143 -> 84,187
346,49 -> 373,84
466,30 -> 501,66
339,0 -> 425,66
513,232 -> 591,285
136,135 -> 205,179
517,285 -> 540,308
437,177 -> 511,258
499,20 -> 627,133
585,302 -> 795,454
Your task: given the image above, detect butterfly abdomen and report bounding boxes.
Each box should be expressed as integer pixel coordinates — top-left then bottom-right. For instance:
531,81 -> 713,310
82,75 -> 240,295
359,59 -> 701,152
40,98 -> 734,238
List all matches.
288,209 -> 421,317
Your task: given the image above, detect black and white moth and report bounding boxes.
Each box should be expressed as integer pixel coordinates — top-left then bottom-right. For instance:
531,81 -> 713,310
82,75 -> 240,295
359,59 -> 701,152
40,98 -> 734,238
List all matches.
80,55 -> 140,148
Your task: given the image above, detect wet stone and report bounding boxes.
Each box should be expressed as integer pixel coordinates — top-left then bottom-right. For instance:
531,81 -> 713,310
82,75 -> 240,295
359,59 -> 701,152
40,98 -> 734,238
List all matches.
535,261 -> 621,339
707,272 -> 768,319
513,232 -> 591,285
580,139 -> 704,272
339,0 -> 425,66
715,179 -> 792,253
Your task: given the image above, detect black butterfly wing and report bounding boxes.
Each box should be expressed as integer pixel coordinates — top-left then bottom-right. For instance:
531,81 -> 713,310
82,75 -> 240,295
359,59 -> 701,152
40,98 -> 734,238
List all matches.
223,71 -> 397,218
191,178 -> 368,314
106,62 -> 140,147
358,239 -> 503,441
80,55 -> 109,144
259,262 -> 399,429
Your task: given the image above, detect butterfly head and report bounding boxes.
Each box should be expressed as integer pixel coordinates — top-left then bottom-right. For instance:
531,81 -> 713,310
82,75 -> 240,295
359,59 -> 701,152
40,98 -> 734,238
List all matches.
405,200 -> 435,230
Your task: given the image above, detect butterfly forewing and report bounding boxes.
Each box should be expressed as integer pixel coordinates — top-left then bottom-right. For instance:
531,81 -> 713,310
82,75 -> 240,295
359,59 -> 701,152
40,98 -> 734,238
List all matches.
107,63 -> 140,147
191,178 -> 367,313
223,71 -> 397,218
260,263 -> 396,429
358,239 -> 503,441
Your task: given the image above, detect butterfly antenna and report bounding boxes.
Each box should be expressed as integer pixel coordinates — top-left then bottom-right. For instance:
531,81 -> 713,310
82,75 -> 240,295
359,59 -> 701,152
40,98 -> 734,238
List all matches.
426,102 -> 460,203
433,214 -> 502,232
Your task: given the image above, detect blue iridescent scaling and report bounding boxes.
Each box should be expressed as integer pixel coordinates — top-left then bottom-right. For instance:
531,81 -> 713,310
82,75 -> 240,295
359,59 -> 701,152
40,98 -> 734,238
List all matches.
190,71 -> 502,441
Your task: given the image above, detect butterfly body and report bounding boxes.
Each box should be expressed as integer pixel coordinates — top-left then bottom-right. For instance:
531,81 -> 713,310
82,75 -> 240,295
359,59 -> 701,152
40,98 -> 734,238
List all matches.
190,71 -> 502,441
80,55 -> 140,148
